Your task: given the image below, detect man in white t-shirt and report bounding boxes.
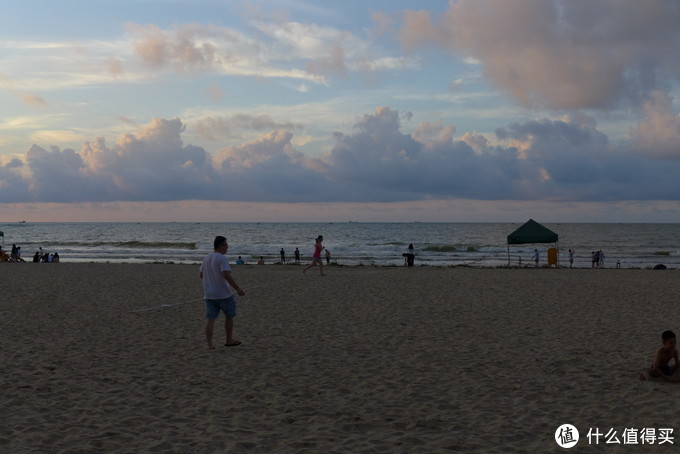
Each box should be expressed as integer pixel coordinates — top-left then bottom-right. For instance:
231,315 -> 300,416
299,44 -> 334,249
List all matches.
200,235 -> 246,350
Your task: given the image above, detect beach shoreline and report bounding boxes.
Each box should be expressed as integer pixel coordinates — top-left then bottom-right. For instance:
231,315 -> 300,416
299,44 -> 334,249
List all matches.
5,221 -> 680,270
3,264 -> 680,452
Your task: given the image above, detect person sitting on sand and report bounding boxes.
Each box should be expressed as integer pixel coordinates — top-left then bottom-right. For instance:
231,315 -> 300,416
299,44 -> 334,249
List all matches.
640,330 -> 680,382
257,256 -> 265,265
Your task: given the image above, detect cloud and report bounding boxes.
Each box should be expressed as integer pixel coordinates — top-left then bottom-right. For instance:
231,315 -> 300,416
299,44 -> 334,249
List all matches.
204,83 -> 226,103
118,116 -> 138,127
397,0 -> 680,110
326,106 -> 680,202
193,114 -> 304,141
370,11 -> 395,37
1,38 -> 142,91
326,107 -> 519,200
124,19 -> 411,86
107,58 -> 125,78
306,46 -> 347,77
0,117 -> 330,204
449,79 -> 464,91
125,22 -> 330,85
4,108 -> 680,205
632,91 -> 680,159
127,23 -> 219,73
0,157 -> 30,203
21,94 -> 48,108
214,129 -> 297,169
29,130 -> 87,144
1,74 -> 49,108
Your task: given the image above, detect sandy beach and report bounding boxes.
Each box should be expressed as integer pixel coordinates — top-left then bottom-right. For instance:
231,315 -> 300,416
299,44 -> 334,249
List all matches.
3,263 -> 680,452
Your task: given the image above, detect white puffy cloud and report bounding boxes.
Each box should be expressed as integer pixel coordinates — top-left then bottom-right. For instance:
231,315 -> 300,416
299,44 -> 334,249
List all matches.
214,129 -> 297,169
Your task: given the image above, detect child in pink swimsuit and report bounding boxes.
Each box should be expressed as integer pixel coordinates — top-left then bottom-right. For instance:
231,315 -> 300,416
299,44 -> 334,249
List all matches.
303,235 -> 326,276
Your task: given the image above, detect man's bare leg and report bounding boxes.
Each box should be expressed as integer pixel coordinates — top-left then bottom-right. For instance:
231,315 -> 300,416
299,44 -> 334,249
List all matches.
225,317 -> 237,345
206,319 -> 216,350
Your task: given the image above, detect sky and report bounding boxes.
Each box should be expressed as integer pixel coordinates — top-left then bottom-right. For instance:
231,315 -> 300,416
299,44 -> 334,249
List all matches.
1,0 -> 680,222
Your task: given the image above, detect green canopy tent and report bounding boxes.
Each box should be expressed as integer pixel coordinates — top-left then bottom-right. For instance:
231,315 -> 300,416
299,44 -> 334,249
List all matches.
507,219 -> 559,266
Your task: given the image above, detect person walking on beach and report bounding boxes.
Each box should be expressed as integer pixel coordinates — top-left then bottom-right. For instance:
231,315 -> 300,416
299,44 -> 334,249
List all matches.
568,249 -> 574,268
303,235 -> 326,276
294,247 -> 300,263
532,249 -> 540,267
280,248 -> 286,264
200,235 -> 246,350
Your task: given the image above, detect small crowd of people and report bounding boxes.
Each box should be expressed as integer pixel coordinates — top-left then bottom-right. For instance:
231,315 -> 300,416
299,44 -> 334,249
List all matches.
229,239 -> 420,269
522,248 -> 618,268
0,245 -> 59,263
278,247 -> 305,264
33,247 -> 60,263
590,250 -> 605,268
235,244 -> 334,267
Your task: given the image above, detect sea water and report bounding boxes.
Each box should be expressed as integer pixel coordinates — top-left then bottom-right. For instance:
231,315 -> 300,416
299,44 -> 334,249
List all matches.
1,222 -> 679,269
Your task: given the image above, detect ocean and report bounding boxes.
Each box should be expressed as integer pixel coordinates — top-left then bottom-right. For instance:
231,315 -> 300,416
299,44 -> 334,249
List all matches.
1,222 -> 680,269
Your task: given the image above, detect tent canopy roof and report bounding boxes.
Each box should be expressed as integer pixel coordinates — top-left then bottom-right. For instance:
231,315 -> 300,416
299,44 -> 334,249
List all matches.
507,219 -> 558,245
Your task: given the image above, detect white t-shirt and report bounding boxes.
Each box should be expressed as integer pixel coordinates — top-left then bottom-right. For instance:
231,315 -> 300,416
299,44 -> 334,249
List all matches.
200,252 -> 233,299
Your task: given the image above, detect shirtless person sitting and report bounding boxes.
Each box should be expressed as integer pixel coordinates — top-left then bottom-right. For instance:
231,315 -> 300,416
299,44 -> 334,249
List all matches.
640,330 -> 680,382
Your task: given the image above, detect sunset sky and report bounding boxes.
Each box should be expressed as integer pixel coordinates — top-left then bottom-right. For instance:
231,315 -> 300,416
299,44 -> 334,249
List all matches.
1,0 -> 680,222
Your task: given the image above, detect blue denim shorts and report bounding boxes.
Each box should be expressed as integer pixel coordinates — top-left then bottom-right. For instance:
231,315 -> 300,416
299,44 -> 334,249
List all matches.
205,296 -> 237,319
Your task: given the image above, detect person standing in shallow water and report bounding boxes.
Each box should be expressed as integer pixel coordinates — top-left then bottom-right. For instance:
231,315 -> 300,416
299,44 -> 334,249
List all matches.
303,235 -> 326,276
405,244 -> 415,267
